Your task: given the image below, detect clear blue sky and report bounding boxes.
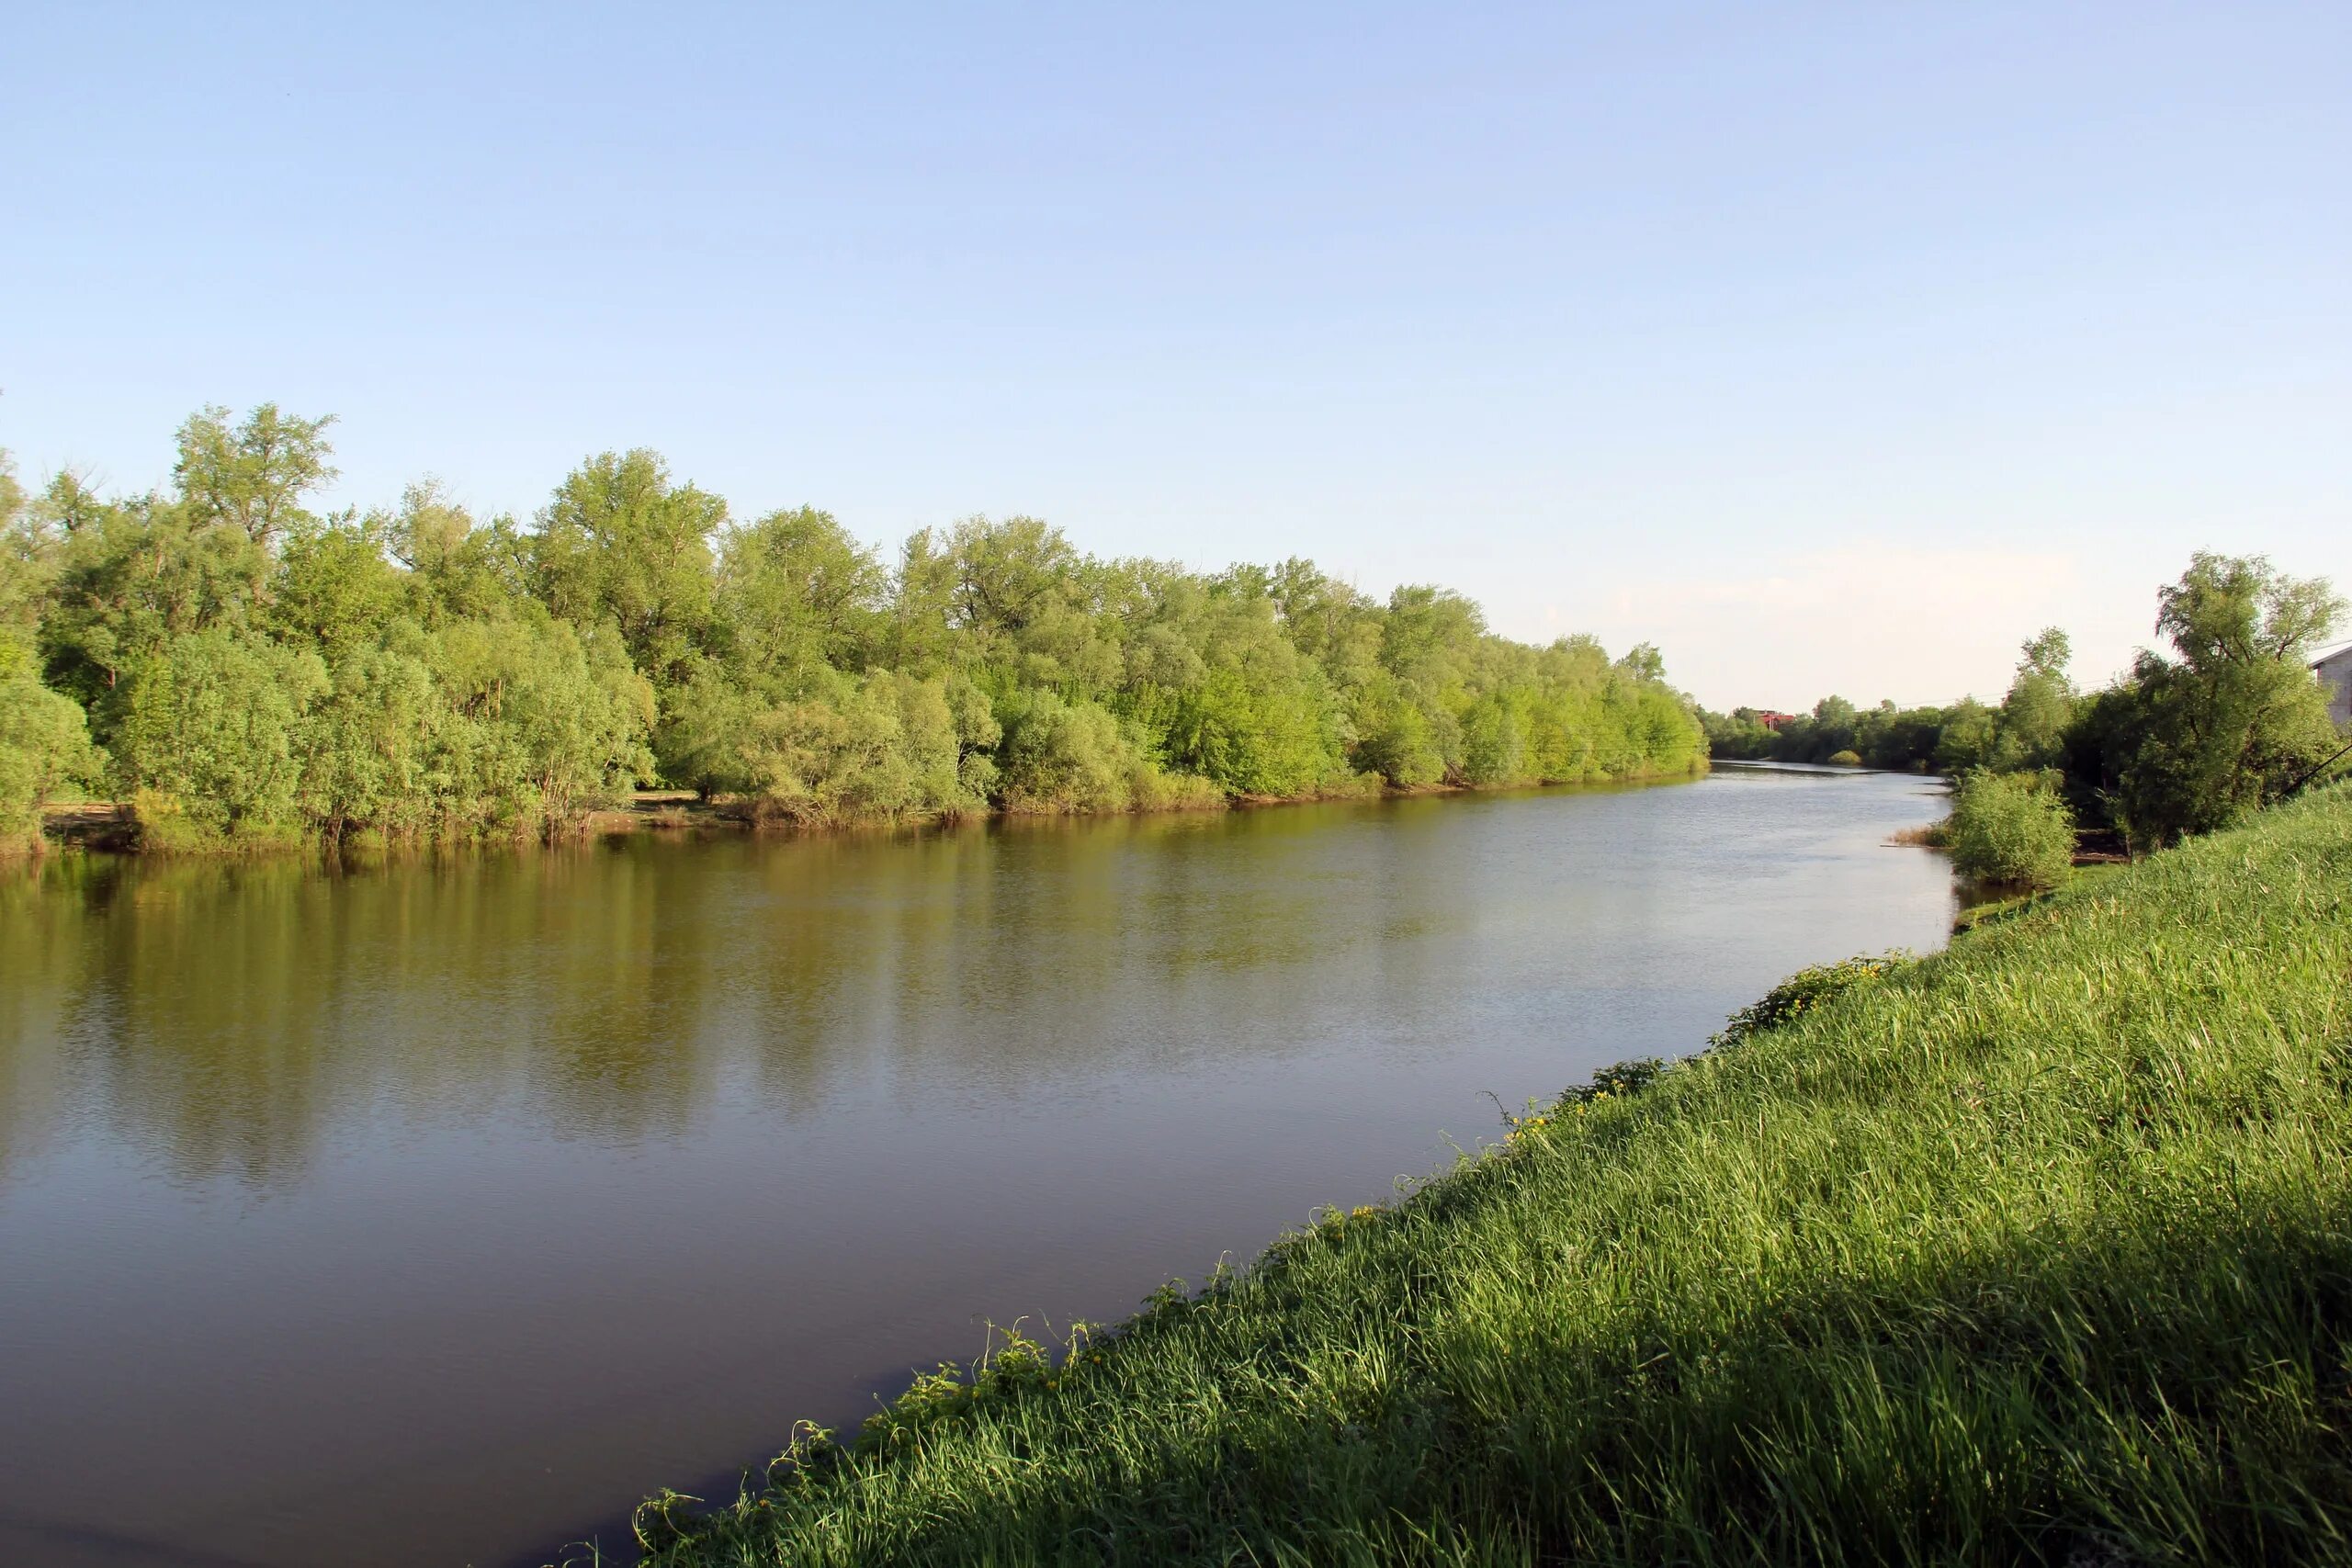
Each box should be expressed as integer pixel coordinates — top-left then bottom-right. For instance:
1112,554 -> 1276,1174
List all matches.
5,3 -> 2346,709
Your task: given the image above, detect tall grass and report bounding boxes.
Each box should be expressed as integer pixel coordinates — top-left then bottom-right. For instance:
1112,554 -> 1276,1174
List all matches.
611,784 -> 2352,1568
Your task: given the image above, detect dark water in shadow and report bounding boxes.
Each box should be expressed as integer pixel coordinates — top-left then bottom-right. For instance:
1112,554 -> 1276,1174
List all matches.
0,770 -> 1954,1567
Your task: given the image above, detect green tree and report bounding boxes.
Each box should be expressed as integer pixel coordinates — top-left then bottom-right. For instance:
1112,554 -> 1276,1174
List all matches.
388,481 -> 528,626
1855,704 -> 1946,772
173,403 -> 338,546
425,615 -> 655,836
995,689 -> 1212,812
1271,558 -> 1381,687
4,404 -> 1724,845
1351,675 -> 1445,786
2101,554 -> 2345,843
295,644 -> 443,842
1935,697 -> 1997,773
882,526 -> 961,676
1699,705 -> 1772,761
943,516 -> 1121,692
531,449 -> 724,691
38,475 -> 270,707
712,506 -> 886,690
1379,584 -> 1484,694
1989,627 -> 2075,771
0,647 -> 98,854
271,513 -> 405,657
725,671 -> 985,826
109,627 -> 328,846
0,450 -> 53,653
1460,689 -> 1530,784
1616,642 -> 1666,682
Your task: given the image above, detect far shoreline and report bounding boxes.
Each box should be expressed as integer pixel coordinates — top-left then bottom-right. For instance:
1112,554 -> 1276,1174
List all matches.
28,759 -> 1719,862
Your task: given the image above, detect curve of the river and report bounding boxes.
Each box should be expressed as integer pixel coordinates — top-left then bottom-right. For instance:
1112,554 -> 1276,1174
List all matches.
0,767 -> 1955,1568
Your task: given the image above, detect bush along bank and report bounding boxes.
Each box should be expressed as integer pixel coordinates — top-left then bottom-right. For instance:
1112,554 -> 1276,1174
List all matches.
1945,769 -> 2076,891
601,782 -> 2352,1568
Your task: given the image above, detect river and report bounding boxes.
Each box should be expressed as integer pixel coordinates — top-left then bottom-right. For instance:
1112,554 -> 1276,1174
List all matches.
0,766 -> 1954,1567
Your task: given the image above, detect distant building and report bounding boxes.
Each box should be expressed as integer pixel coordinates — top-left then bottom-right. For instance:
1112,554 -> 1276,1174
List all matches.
1756,711 -> 1798,731
2316,644 -> 2352,730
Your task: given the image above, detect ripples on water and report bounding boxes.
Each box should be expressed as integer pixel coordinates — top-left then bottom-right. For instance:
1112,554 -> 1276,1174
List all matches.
0,768 -> 1954,1568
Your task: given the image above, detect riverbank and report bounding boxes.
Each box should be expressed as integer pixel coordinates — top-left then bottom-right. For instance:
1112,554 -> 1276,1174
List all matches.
31,760 -> 1710,858
605,783 -> 2352,1566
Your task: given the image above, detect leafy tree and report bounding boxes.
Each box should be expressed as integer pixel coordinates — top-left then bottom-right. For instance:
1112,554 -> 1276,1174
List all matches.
0,646 -> 98,853
943,516 -> 1121,692
995,689 -> 1214,812
1989,627 -> 2075,771
1935,698 -> 1997,773
1461,690 -> 1530,785
271,513 -> 405,657
109,628 -> 328,846
173,403 -> 338,546
425,615 -> 654,835
1351,679 -> 1446,787
882,525 -> 961,677
296,644 -> 442,841
1154,578 -> 1350,796
0,450 -> 52,651
1271,558 -> 1381,686
1616,642 -> 1666,682
39,476 -> 271,707
728,671 -> 983,826
657,667 -> 771,797
946,516 -> 1082,648
1379,584 -> 1484,694
1167,663 -> 1347,797
1855,704 -> 1946,772
713,506 -> 886,690
2097,555 -> 2345,843
388,481 -> 528,626
6,405 -> 1713,849
531,449 -> 724,690
1699,705 -> 1773,761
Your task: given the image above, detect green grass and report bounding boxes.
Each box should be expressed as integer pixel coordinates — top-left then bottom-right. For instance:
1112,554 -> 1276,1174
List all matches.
610,784 -> 2352,1568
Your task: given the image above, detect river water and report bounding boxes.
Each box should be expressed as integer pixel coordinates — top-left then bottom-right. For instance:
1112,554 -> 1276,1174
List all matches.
0,766 -> 1954,1568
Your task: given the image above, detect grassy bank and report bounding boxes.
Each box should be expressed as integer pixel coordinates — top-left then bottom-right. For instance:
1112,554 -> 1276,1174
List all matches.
603,783 -> 2352,1567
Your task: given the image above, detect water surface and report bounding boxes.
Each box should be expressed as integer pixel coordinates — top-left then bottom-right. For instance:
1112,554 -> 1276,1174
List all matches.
0,769 -> 1954,1567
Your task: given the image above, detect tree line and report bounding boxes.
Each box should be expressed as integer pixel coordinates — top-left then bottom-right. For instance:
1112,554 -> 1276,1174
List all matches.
0,405 -> 1706,853
1702,555 -> 2347,863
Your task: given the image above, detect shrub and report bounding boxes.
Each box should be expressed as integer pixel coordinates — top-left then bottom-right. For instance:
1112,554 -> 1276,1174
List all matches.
996,690 -> 1216,813
1165,666 -> 1348,798
1352,694 -> 1445,787
424,615 -> 655,837
0,658 -> 98,854
1826,748 -> 1862,767
109,628 -> 327,848
733,671 -> 984,826
1713,952 -> 1911,1045
1946,769 -> 2075,889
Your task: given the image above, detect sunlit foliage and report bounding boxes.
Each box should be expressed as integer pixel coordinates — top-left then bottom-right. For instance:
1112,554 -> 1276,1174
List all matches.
1699,556 -> 2346,853
2,412 -> 1706,851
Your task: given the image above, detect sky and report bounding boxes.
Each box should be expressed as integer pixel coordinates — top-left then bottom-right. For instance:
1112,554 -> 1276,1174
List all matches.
4,2 -> 2347,710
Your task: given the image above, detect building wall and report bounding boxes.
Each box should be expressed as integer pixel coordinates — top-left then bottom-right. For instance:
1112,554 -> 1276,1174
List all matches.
2317,647 -> 2352,730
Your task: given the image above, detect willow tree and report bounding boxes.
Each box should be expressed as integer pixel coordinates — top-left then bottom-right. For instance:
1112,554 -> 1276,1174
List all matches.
2099,554 -> 2345,844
